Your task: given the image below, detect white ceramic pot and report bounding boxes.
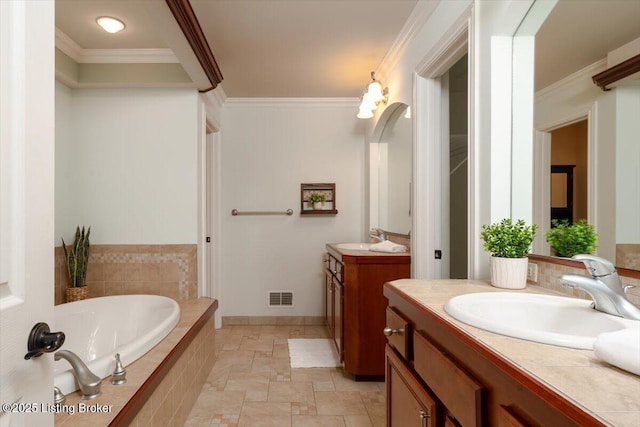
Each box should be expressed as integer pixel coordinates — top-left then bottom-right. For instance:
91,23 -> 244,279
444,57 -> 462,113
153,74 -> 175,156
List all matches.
490,256 -> 528,289
313,201 -> 324,210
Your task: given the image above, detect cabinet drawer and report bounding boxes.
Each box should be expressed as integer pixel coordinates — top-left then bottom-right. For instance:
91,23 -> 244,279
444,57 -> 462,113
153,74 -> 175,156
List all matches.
385,308 -> 409,359
413,331 -> 484,427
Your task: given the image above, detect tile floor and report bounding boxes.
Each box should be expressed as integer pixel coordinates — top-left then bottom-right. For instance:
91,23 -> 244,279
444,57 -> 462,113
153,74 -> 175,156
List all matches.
184,325 -> 386,427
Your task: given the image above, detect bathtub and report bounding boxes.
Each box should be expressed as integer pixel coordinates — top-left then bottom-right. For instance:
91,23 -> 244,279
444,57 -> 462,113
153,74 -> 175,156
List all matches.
54,294 -> 180,395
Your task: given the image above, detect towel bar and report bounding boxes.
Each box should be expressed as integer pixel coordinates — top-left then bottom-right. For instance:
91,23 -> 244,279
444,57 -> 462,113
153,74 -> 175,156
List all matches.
231,209 -> 293,216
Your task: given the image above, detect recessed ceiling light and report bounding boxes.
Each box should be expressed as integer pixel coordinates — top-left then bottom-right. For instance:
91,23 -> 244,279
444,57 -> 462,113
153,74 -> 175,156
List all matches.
96,16 -> 125,34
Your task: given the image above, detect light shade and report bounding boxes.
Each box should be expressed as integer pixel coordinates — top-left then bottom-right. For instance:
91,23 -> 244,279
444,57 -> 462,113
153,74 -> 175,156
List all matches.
367,80 -> 385,103
96,16 -> 125,34
356,105 -> 374,119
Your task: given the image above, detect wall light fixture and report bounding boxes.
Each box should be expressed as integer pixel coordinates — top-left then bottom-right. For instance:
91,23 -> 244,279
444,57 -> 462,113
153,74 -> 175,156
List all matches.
356,71 -> 388,119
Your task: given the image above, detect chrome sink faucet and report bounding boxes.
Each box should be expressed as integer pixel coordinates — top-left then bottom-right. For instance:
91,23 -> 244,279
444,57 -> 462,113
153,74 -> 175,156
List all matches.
560,254 -> 640,320
369,228 -> 386,242
54,350 -> 102,399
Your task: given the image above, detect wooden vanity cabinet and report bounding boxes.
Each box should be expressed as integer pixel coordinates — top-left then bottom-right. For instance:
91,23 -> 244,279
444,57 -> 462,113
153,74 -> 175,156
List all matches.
384,285 -> 607,427
324,247 -> 410,378
324,254 -> 343,360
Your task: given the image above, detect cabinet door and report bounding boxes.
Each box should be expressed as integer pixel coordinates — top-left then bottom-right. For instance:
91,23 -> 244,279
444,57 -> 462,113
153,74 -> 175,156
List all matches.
325,269 -> 334,334
386,346 -> 437,427
333,280 -> 343,361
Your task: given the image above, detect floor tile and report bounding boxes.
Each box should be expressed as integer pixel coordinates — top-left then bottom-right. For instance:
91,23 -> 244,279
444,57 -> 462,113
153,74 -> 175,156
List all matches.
292,415 -> 346,426
185,325 -> 385,427
238,402 -> 292,427
315,391 -> 368,416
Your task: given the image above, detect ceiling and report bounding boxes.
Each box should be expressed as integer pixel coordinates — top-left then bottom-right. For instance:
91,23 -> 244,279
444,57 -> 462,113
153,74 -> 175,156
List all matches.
534,0 -> 640,90
55,0 -> 640,97
55,0 -> 418,98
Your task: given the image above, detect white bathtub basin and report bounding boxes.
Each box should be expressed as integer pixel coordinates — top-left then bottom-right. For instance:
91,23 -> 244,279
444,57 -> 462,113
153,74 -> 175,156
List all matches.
444,292 -> 638,349
335,243 -> 372,250
54,294 -> 180,394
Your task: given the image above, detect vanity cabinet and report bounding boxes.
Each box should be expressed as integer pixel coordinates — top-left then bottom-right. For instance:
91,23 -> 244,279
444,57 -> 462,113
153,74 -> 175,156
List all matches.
384,284 -> 607,427
324,245 -> 410,378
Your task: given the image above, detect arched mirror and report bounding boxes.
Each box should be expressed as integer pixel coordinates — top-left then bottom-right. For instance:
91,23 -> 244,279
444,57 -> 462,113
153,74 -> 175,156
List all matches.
370,102 -> 411,236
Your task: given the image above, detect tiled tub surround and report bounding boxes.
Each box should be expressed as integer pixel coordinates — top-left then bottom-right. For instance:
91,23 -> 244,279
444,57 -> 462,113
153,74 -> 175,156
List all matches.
528,254 -> 640,306
55,245 -> 197,305
387,279 -> 640,426
55,297 -> 217,427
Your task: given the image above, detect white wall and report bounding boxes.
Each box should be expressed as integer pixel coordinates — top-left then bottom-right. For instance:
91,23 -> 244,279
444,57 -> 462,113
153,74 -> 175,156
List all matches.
220,99 -> 364,317
55,87 -> 200,244
616,86 -> 640,244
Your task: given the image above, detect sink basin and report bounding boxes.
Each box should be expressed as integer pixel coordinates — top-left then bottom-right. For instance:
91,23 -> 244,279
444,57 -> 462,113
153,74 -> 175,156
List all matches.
444,292 -> 639,349
335,243 -> 372,250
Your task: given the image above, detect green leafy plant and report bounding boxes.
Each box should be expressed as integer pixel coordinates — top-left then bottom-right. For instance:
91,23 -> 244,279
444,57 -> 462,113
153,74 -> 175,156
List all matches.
62,226 -> 91,288
480,218 -> 538,258
545,219 -> 597,258
308,192 -> 327,204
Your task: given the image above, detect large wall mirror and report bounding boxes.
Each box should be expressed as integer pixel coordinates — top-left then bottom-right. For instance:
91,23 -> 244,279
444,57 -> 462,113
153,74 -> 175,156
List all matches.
370,102 -> 412,235
516,0 -> 640,270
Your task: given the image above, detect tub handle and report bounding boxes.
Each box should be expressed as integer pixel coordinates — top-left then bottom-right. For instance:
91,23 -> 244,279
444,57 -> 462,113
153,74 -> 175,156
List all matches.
24,322 -> 66,360
111,353 -> 127,385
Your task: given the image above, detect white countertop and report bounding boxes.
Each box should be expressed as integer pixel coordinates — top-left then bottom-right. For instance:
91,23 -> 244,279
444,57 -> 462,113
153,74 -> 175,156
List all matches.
386,279 -> 640,427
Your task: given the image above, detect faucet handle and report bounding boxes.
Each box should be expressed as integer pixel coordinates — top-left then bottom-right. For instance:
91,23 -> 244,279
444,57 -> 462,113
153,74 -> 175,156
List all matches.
572,254 -> 616,277
111,353 -> 126,385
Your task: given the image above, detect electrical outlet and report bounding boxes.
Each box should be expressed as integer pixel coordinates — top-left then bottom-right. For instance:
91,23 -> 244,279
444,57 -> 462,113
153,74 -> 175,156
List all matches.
527,262 -> 538,283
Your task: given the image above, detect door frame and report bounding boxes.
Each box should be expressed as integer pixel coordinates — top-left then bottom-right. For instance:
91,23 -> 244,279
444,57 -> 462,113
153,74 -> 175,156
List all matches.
533,105 -> 597,255
413,8 -> 471,279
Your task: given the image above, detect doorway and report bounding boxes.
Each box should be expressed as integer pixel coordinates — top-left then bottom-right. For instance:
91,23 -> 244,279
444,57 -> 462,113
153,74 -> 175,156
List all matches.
447,55 -> 468,279
550,120 -> 588,225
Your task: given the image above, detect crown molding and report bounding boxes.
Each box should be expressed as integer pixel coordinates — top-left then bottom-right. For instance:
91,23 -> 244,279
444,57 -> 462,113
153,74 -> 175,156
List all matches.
592,53 -> 640,91
55,28 -> 178,64
223,98 -> 360,108
165,0 -> 223,91
376,0 -> 439,81
535,59 -> 607,102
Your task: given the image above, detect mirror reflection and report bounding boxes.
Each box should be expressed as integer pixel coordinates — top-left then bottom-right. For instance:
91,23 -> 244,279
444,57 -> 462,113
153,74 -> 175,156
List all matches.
370,103 -> 411,235
527,0 -> 640,270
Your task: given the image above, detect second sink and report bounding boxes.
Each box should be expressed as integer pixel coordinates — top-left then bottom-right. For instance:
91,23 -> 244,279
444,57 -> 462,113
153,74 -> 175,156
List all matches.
335,243 -> 372,250
444,292 -> 639,349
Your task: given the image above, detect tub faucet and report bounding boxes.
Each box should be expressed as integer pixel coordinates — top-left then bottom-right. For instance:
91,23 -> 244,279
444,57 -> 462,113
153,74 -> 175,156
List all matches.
54,350 -> 102,399
560,254 -> 640,320
369,228 -> 386,242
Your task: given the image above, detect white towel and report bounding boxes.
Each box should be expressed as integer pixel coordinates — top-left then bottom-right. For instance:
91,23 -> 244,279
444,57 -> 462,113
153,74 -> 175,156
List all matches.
593,328 -> 640,375
369,240 -> 407,253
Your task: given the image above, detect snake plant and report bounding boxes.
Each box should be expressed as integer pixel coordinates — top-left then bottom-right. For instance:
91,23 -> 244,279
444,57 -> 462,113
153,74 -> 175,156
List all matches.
62,226 -> 91,288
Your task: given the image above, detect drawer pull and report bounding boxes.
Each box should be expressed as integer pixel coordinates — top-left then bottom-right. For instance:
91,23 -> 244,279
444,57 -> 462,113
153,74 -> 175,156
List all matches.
384,327 -> 404,336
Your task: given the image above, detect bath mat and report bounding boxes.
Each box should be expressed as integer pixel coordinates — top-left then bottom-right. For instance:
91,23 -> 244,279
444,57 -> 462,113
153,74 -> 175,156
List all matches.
287,338 -> 341,368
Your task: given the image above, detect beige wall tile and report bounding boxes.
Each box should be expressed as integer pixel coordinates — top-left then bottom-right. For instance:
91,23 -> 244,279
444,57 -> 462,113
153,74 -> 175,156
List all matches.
54,244 -> 198,305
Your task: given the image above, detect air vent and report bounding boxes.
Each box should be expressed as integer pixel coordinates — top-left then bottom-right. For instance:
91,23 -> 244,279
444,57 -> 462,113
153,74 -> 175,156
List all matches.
268,291 -> 294,308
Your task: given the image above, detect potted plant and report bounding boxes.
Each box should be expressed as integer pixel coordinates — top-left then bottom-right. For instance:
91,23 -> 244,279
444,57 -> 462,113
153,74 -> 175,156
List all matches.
62,226 -> 91,302
308,192 -> 327,210
545,219 -> 597,258
480,218 -> 537,289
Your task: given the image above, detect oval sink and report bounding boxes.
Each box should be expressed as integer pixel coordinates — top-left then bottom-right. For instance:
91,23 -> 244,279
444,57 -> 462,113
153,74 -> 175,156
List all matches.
335,243 -> 372,250
444,292 -> 639,349
336,243 -> 371,251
